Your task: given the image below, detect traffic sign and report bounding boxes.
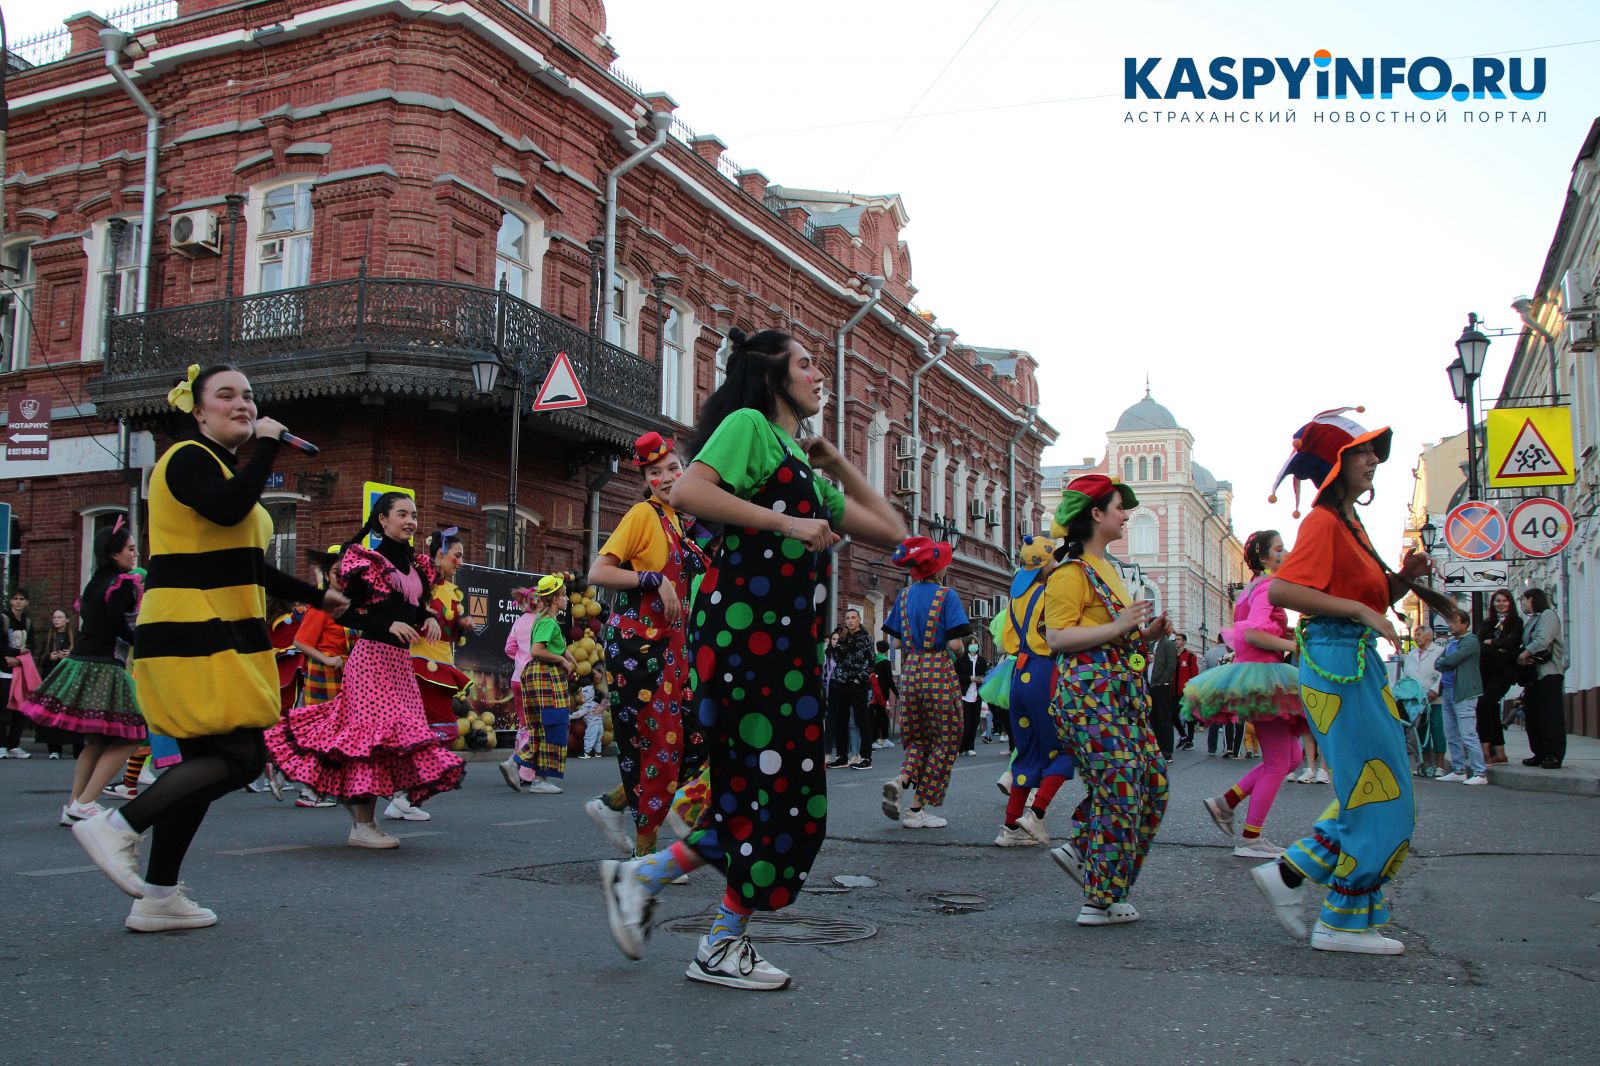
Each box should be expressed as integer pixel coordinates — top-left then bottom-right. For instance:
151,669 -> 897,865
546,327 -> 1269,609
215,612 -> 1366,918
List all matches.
0,502 -> 11,555
1440,557 -> 1509,592
362,480 -> 415,549
531,351 -> 587,411
1507,497 -> 1573,558
1487,406 -> 1575,488
1444,501 -> 1505,560
6,395 -> 51,461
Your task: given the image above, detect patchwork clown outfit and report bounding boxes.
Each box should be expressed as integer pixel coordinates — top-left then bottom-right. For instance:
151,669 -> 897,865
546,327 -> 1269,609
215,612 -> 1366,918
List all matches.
880,536 -> 972,829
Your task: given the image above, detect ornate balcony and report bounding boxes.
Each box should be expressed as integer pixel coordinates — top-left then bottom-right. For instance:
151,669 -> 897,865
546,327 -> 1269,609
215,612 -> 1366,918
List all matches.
90,273 -> 661,447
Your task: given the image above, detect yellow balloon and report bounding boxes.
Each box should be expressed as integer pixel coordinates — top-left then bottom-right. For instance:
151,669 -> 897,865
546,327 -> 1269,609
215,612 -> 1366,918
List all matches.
576,660 -> 593,677
451,737 -> 465,751
480,712 -> 496,729
485,732 -> 498,749
456,717 -> 470,736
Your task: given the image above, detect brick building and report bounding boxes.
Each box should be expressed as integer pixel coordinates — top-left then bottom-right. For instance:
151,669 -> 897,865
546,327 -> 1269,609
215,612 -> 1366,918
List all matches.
0,0 -> 1054,634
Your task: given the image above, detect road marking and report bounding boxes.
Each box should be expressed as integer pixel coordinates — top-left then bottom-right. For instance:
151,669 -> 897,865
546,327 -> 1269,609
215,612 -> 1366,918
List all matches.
218,844 -> 312,856
391,830 -> 444,839
18,865 -> 96,877
490,818 -> 551,827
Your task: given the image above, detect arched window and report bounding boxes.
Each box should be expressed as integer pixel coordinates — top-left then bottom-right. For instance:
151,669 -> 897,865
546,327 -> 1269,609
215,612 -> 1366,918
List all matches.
1123,457 -> 1134,482
1129,513 -> 1158,556
1138,456 -> 1149,481
1152,455 -> 1163,480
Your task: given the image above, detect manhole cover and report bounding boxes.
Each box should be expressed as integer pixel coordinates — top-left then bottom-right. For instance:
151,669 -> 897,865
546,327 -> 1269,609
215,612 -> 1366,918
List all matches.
832,875 -> 879,888
929,892 -> 990,913
660,913 -> 876,945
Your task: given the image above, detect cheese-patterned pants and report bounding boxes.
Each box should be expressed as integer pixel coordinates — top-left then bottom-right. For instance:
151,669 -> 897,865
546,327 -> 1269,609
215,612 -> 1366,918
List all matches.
1282,618 -> 1414,933
897,651 -> 962,807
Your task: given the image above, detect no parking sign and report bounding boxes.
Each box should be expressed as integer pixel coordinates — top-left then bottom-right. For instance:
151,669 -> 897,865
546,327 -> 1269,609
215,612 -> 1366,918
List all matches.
1444,501 -> 1505,560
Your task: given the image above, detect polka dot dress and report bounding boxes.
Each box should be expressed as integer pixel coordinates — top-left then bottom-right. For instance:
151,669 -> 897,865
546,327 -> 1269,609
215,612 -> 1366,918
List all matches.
683,431 -> 831,911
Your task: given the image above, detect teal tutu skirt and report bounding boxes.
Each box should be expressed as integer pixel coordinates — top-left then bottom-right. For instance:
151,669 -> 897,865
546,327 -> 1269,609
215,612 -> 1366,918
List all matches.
1180,660 -> 1304,730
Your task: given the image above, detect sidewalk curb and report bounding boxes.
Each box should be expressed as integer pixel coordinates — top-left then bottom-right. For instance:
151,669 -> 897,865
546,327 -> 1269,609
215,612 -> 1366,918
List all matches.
1488,765 -> 1600,796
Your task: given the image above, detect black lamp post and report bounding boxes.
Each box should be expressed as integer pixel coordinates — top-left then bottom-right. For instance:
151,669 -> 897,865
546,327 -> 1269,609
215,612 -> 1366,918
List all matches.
1198,621 -> 1209,648
472,354 -> 522,571
1419,518 -> 1439,553
1449,312 -> 1491,621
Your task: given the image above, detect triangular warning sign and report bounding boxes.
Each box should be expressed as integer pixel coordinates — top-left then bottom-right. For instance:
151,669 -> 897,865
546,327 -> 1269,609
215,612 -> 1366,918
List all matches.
1495,418 -> 1568,481
531,351 -> 587,411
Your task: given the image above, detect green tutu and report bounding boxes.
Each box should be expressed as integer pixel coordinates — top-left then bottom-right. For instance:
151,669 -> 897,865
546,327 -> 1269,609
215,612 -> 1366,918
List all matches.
20,656 -> 145,742
1180,660 -> 1303,729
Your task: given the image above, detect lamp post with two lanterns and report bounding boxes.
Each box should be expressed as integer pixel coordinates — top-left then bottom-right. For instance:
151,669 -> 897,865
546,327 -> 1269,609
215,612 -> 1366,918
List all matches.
1446,314 -> 1493,622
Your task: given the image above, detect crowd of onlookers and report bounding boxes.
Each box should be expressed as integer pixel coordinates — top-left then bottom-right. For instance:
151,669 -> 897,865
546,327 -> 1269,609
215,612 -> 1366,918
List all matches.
0,588 -> 90,760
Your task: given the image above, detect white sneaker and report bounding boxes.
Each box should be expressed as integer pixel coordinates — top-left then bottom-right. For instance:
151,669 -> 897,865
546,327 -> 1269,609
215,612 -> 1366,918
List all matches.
498,758 -> 522,793
994,825 -> 1040,847
103,783 -> 138,801
1250,862 -> 1308,939
1462,774 -> 1489,786
1076,904 -> 1113,926
347,822 -> 399,849
1311,924 -> 1405,955
599,859 -> 656,960
685,934 -> 791,991
527,779 -> 563,795
137,765 -> 157,787
880,778 -> 904,821
995,770 -> 1013,796
267,770 -> 285,803
587,797 -> 635,855
59,800 -> 103,827
126,887 -> 218,932
1435,771 -> 1466,783
1049,841 -> 1085,885
1313,768 -> 1330,784
48,752 -> 61,760
7,747 -> 31,759
1203,796 -> 1236,838
1295,770 -> 1315,784
1233,839 -> 1286,859
245,778 -> 272,793
72,810 -> 147,897
1016,808 -> 1050,845
1285,770 -> 1301,782
383,799 -> 431,821
962,749 -> 977,757
902,809 -> 948,829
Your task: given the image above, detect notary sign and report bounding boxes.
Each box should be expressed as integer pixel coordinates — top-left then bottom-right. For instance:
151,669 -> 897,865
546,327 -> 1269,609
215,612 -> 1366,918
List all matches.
6,396 -> 50,460
1486,406 -> 1574,488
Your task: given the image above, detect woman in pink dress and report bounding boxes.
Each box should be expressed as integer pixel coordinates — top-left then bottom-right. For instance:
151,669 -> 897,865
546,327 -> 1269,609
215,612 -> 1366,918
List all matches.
265,493 -> 465,848
1180,530 -> 1305,857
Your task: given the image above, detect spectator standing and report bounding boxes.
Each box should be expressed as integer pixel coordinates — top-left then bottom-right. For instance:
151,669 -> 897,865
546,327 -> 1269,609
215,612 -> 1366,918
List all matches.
870,640 -> 898,749
1401,625 -> 1447,778
1174,634 -> 1200,750
1476,589 -> 1521,766
38,610 -> 83,759
1147,633 -> 1178,759
1518,588 -> 1567,770
827,609 -> 876,769
954,640 -> 991,757
1435,613 -> 1487,785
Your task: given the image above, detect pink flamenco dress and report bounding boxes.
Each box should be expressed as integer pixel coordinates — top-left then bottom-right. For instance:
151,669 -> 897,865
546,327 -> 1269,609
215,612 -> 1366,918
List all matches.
265,539 -> 465,804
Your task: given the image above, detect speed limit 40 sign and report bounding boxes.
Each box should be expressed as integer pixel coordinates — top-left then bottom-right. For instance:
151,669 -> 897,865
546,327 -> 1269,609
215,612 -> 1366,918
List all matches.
1508,497 -> 1573,558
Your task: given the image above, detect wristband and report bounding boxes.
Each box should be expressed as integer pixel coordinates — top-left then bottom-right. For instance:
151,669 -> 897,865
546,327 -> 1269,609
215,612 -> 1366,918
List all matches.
637,571 -> 663,591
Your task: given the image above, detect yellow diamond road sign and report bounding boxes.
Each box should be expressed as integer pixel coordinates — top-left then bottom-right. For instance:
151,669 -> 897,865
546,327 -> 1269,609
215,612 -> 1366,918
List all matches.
1486,406 -> 1575,489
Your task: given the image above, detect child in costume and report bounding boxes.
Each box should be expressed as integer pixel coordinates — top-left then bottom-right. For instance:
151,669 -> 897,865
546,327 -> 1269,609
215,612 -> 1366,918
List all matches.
573,684 -> 605,758
880,536 -> 973,830
22,523 -> 145,828
1043,474 -> 1171,926
598,326 -> 905,991
1185,530 -> 1306,858
266,492 -> 465,849
993,534 -> 1073,848
391,527 -> 471,822
1251,406 -> 1448,956
288,546 -> 352,808
586,431 -> 711,852
504,575 -> 574,794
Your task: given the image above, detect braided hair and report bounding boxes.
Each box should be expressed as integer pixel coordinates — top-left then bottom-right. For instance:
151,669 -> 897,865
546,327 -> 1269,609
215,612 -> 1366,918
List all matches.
1313,482 -> 1463,624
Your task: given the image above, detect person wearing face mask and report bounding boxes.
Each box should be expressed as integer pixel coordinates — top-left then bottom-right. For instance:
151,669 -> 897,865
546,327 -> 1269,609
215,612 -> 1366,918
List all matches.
586,432 -> 712,856
266,492 -> 465,848
70,364 -> 346,932
954,637 -> 991,758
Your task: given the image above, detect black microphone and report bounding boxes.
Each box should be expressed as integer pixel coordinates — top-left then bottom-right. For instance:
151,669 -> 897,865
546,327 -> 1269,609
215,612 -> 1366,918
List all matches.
279,430 -> 320,457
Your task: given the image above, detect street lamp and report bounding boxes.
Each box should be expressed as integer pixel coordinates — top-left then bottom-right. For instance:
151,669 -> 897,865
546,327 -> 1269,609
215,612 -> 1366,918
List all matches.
1419,518 -> 1438,553
929,513 -> 963,552
1447,312 -> 1491,621
1198,621 -> 1208,648
473,355 -> 523,571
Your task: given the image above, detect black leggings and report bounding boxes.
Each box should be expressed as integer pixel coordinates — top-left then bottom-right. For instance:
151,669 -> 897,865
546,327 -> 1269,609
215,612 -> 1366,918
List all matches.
118,728 -> 267,887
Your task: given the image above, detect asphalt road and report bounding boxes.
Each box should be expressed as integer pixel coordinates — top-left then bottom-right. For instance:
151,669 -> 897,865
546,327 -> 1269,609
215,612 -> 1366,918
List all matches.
2,742 -> 1597,1065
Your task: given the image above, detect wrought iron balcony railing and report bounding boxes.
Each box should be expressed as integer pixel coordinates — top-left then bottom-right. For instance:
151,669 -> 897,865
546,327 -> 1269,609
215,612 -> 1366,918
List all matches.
96,273 -> 660,435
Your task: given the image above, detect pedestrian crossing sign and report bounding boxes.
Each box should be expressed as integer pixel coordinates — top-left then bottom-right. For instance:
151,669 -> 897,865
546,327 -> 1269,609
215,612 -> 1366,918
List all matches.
1486,406 -> 1574,488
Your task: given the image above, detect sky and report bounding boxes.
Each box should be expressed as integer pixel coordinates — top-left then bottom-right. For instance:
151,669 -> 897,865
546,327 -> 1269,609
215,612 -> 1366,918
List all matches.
10,0 -> 1600,554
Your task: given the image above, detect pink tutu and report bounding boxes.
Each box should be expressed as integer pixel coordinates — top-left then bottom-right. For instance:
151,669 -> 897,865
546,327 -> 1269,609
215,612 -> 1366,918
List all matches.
265,640 -> 465,804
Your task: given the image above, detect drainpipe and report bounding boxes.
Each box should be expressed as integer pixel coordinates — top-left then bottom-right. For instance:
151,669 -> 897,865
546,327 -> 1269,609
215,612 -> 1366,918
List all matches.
602,112 -> 672,345
1005,404 -> 1038,558
827,277 -> 885,630
909,328 -> 956,536
102,28 -> 159,553
585,456 -> 621,560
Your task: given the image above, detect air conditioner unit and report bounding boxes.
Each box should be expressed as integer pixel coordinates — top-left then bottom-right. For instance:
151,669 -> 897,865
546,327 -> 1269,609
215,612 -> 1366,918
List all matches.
985,507 -> 999,527
169,209 -> 221,256
992,593 -> 1008,616
1570,318 -> 1598,353
895,436 -> 919,460
971,597 -> 989,619
894,468 -> 916,495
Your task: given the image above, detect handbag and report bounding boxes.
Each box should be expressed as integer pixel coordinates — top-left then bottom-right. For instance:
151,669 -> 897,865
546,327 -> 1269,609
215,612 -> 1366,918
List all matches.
978,656 -> 1015,709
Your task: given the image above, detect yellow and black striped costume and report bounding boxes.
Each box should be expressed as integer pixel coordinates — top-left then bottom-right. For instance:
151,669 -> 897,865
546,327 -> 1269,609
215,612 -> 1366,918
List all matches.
132,440 -> 277,738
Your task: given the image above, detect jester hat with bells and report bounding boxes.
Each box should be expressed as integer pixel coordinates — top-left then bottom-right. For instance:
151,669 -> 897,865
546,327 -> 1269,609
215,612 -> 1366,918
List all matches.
1268,406 -> 1392,518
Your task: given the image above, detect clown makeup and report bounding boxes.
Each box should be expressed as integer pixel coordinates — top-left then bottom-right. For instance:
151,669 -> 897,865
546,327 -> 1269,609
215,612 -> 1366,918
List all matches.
783,341 -> 825,419
1260,534 -> 1286,573
644,454 -> 685,502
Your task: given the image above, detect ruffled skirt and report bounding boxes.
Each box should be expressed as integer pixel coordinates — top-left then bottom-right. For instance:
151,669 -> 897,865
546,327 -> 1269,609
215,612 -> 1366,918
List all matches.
1180,661 -> 1306,730
265,640 -> 465,803
20,657 -> 145,742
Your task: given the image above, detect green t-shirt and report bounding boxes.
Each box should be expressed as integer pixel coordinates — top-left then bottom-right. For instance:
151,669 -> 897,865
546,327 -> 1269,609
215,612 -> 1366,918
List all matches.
530,615 -> 566,654
693,409 -> 846,521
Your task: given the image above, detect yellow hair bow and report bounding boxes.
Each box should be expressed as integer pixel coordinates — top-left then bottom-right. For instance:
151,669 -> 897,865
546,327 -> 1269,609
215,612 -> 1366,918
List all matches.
167,364 -> 201,413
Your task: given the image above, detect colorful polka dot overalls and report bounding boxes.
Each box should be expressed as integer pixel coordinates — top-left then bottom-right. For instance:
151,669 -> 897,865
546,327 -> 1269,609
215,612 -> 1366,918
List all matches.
603,499 -> 710,838
686,425 -> 832,911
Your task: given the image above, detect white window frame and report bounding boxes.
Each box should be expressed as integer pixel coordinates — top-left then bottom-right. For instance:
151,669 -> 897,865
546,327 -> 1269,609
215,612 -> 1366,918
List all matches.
261,494 -> 307,578
953,461 -> 969,533
494,207 -> 548,305
482,504 -> 541,571
78,506 -> 129,589
79,218 -> 144,362
1,238 -> 37,372
713,332 -> 732,389
609,268 -> 642,352
866,411 -> 889,494
929,447 -> 948,524
1129,513 -> 1158,556
244,179 -> 315,296
658,300 -> 697,425
1152,455 -> 1163,480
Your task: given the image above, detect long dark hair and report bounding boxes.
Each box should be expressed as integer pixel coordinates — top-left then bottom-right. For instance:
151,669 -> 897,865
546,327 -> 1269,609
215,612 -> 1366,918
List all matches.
689,328 -> 804,460
1061,488 -> 1118,561
345,492 -> 412,551
1244,529 -> 1280,576
1312,485 -> 1463,624
93,525 -> 133,571
174,364 -> 245,440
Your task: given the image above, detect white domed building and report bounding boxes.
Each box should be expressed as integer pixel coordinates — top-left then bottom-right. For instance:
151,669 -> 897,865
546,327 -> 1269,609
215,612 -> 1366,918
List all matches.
1040,390 -> 1247,644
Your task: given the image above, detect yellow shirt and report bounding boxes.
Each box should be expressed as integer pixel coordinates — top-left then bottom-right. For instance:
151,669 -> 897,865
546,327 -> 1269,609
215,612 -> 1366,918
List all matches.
1044,555 -> 1131,631
999,579 -> 1052,656
598,500 -> 684,574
